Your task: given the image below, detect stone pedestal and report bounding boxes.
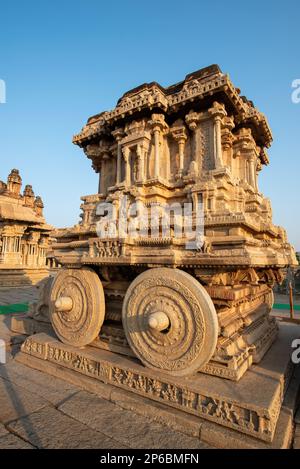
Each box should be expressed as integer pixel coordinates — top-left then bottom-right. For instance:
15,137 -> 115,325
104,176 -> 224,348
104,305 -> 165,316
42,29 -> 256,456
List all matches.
15,322 -> 300,448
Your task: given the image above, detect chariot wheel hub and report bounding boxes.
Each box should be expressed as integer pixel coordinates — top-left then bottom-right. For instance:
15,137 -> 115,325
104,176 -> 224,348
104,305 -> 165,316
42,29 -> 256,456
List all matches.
148,311 -> 170,332
55,296 -> 73,313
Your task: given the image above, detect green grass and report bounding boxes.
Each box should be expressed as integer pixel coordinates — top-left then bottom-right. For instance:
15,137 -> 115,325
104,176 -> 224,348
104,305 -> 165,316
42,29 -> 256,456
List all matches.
0,303 -> 29,315
273,303 -> 300,311
0,302 -> 299,315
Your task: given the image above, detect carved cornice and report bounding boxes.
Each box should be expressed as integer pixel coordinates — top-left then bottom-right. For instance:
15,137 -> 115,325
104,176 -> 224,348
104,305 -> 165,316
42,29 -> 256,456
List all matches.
73,66 -> 273,149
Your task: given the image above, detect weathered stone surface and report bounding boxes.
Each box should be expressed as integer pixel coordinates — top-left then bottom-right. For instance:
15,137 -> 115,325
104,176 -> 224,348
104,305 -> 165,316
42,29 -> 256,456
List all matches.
0,423 -> 8,437
281,365 -> 300,418
293,435 -> 300,449
16,351 -> 113,401
110,387 -> 202,438
200,407 -> 293,449
18,323 -> 298,444
58,390 -> 207,449
293,422 -> 300,448
295,406 -> 300,424
7,406 -> 127,449
17,350 -> 202,438
0,433 -> 35,449
130,427 -> 209,449
0,358 -> 79,406
10,315 -> 52,337
0,375 -> 48,423
0,315 -> 26,350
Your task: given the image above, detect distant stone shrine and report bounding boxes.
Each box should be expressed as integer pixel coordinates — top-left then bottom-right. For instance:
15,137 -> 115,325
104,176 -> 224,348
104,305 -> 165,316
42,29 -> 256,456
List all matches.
15,66 -> 299,447
0,169 -> 52,286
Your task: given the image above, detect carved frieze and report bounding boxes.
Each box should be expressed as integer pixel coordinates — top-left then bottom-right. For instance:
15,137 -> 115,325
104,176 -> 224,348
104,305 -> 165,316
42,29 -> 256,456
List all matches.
21,334 -> 282,443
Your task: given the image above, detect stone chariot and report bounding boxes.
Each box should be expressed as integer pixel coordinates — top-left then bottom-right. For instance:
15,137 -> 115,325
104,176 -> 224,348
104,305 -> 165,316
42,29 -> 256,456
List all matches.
48,65 -> 296,381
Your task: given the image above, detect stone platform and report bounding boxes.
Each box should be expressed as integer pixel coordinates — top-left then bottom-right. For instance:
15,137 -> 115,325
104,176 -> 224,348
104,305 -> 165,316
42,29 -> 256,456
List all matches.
0,267 -> 49,287
15,323 -> 300,448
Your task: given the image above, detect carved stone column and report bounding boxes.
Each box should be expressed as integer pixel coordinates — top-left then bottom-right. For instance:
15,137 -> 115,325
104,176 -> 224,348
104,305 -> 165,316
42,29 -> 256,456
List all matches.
170,120 -> 188,178
248,155 -> 256,188
136,145 -> 144,182
192,192 -> 198,218
99,152 -> 110,194
221,116 -> 235,168
122,146 -> 131,186
153,127 -> 160,178
149,114 -> 168,179
117,143 -> 122,184
2,236 -> 7,253
208,102 -> 227,170
186,112 -> 200,174
256,158 -> 262,192
112,129 -> 124,185
233,128 -> 260,188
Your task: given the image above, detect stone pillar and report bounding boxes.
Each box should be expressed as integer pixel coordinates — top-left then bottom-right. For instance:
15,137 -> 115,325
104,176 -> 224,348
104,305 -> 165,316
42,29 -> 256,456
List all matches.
98,171 -> 102,193
186,122 -> 198,171
100,158 -> 105,194
116,141 -> 122,184
170,121 -> 188,178
208,102 -> 227,170
149,114 -> 168,180
256,159 -> 262,192
153,127 -> 160,178
221,116 -> 235,168
214,116 -> 223,168
178,137 -> 186,176
186,111 -> 206,176
192,192 -> 198,218
112,129 -> 124,185
2,237 -> 7,253
122,147 -> 131,186
99,153 -> 110,195
137,145 -> 144,182
248,156 -> 256,188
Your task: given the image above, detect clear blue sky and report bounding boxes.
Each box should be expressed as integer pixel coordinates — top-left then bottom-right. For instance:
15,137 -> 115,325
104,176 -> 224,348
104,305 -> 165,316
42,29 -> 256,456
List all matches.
0,0 -> 299,249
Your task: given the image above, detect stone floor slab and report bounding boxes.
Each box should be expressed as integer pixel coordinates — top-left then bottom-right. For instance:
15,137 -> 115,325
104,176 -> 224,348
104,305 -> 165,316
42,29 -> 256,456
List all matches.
0,423 -> 8,437
0,315 -> 26,349
58,390 -> 208,449
7,406 -> 128,449
0,359 -> 79,406
0,376 -> 48,423
0,433 -> 34,449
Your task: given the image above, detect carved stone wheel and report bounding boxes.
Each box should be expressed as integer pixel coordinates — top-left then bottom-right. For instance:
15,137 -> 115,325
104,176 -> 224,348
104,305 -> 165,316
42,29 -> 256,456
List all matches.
122,268 -> 218,376
49,267 -> 105,347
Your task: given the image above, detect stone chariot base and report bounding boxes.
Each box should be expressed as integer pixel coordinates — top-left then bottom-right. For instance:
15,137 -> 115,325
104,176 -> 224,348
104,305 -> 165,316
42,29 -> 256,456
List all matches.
15,323 -> 300,449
